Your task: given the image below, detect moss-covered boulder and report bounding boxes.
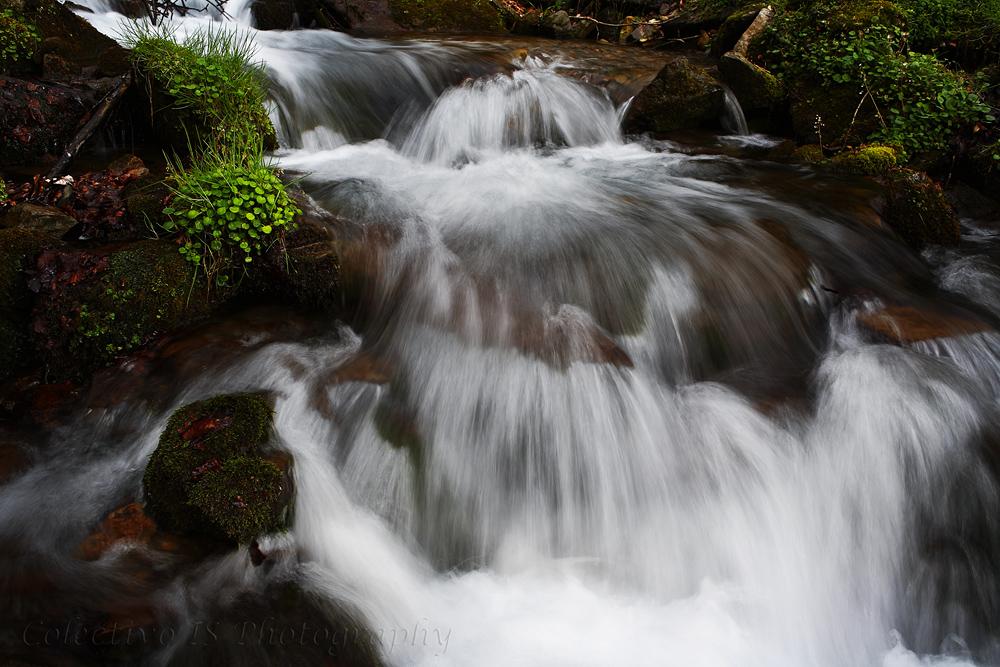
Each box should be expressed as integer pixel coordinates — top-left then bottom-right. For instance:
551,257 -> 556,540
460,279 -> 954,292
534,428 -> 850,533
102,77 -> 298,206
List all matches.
0,227 -> 49,382
143,393 -> 290,544
881,169 -> 961,248
624,57 -> 727,134
718,52 -> 783,112
29,239 -> 216,382
387,0 -> 505,31
792,144 -> 823,162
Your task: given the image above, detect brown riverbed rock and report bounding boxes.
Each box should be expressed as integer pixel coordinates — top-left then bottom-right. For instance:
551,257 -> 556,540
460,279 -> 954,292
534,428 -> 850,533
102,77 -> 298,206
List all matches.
857,305 -> 991,344
75,501 -> 157,561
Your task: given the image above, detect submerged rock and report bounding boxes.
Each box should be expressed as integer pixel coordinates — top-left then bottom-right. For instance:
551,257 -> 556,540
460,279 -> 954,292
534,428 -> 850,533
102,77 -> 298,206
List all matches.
142,393 -> 291,544
857,305 -> 991,343
624,57 -> 726,134
75,501 -> 157,561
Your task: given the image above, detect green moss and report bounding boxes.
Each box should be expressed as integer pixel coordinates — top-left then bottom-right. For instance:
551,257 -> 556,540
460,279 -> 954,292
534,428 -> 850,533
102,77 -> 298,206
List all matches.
388,0 -> 505,32
792,144 -> 823,162
143,393 -> 287,543
34,240 -> 215,382
830,143 -> 901,175
188,456 -> 286,543
0,228 -> 50,382
881,168 -> 960,248
624,57 -> 727,133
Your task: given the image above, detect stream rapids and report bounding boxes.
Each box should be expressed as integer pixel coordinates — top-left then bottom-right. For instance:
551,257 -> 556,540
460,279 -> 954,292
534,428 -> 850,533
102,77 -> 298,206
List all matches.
3,5 -> 1000,666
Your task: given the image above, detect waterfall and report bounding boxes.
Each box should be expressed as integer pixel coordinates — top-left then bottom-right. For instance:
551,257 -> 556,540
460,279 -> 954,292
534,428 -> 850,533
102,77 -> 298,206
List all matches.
6,7 -> 1000,667
721,85 -> 749,136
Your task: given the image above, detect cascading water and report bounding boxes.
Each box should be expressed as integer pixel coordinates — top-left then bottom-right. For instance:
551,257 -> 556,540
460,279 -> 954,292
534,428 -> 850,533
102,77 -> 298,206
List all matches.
5,6 -> 1000,667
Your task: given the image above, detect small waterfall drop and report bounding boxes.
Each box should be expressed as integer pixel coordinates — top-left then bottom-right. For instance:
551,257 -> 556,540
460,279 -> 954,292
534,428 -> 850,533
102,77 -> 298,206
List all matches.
721,85 -> 749,136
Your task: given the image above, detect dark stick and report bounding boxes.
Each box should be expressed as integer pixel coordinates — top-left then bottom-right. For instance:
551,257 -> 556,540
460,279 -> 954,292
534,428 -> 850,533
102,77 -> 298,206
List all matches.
46,73 -> 133,181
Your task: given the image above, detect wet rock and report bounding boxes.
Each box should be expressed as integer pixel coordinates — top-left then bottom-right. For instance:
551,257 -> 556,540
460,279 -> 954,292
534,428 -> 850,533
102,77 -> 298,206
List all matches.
0,75 -> 88,165
387,0 -> 504,32
0,203 -> 75,237
857,305 -> 991,343
75,501 -> 157,561
881,169 -> 961,248
717,52 -> 783,113
624,57 -> 727,134
41,52 -> 81,80
329,353 -> 395,384
0,227 -> 50,383
28,240 -> 217,383
512,8 -> 576,39
143,393 -> 290,544
325,0 -> 400,31
95,43 -> 130,78
250,0 -> 353,30
26,380 -> 80,425
767,139 -> 796,158
946,182 -> 1000,221
254,193 -> 342,313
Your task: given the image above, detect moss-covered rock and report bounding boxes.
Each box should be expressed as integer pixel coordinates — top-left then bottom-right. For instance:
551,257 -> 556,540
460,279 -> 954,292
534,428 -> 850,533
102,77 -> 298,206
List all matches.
717,51 -> 783,112
624,56 -> 727,134
881,169 -> 961,248
0,227 -> 49,382
388,0 -> 504,31
143,393 -> 290,544
30,239 -> 216,382
829,143 -> 901,175
792,144 -> 823,162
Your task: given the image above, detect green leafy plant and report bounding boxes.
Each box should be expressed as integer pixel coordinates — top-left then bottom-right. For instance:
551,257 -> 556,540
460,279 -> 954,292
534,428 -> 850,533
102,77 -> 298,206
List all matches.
0,180 -> 7,203
763,3 -> 992,153
119,21 -> 272,148
162,137 -> 300,283
0,9 -> 39,73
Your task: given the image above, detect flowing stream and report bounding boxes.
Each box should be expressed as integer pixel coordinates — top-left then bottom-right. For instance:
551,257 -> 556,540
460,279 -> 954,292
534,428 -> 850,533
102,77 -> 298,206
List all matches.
5,6 -> 1000,667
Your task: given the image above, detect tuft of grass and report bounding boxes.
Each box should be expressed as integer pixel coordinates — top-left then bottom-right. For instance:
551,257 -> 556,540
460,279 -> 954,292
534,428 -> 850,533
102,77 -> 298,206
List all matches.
119,21 -> 272,148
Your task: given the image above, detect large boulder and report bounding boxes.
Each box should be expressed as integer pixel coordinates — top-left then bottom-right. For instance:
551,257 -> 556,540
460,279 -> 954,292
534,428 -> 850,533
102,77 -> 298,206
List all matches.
142,393 -> 291,545
0,203 -> 76,237
624,56 -> 727,134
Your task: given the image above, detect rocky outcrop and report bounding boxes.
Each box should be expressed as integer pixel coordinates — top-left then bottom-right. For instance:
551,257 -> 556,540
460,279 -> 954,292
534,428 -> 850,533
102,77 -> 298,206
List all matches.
0,227 -> 50,383
624,56 -> 727,134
